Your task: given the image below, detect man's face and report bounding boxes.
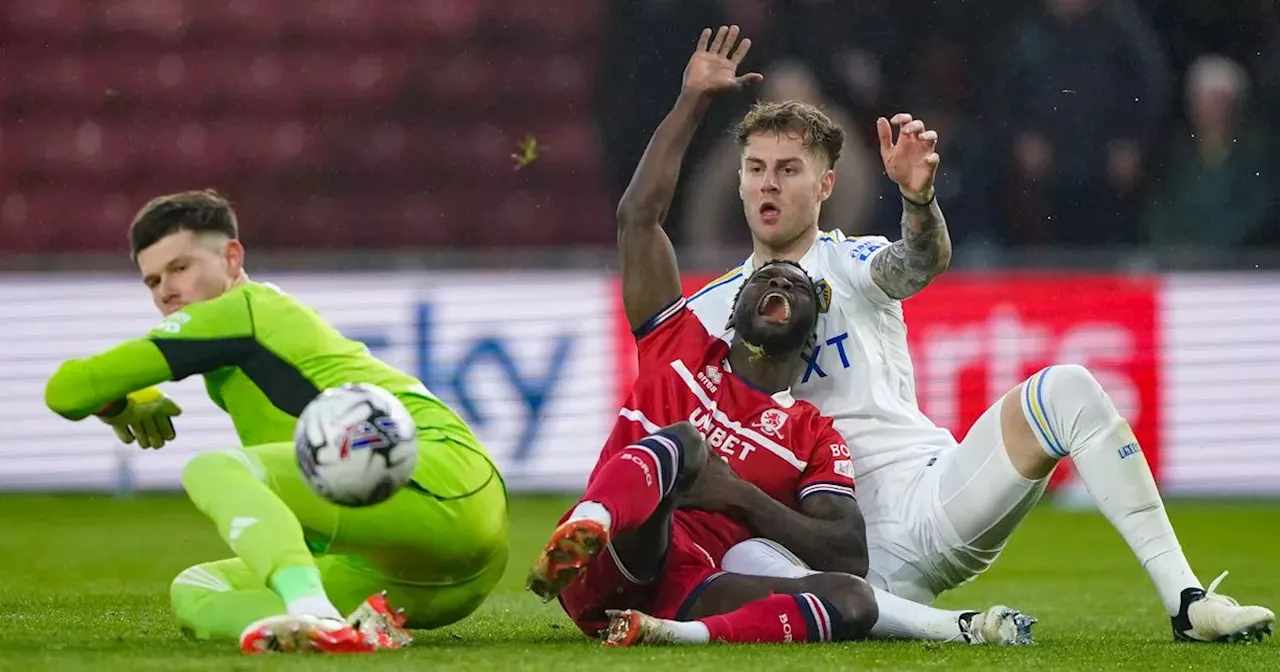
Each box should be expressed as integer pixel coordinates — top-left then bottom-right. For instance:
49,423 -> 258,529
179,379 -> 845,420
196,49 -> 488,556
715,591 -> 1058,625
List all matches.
739,132 -> 835,251
136,230 -> 243,315
731,261 -> 819,357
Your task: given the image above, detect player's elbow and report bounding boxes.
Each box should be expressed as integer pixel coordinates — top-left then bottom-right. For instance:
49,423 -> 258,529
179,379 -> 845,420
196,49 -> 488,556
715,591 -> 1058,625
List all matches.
933,243 -> 953,275
615,195 -> 663,232
44,361 -> 93,420
824,532 -> 870,578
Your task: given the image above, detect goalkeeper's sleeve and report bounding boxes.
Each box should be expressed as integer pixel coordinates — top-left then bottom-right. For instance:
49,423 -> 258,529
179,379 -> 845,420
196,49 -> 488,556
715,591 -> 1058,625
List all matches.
45,338 -> 175,420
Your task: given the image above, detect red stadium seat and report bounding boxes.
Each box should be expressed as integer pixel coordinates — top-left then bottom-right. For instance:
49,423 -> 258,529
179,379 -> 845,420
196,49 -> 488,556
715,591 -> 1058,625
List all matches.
302,0 -> 380,42
0,0 -> 612,251
92,0 -> 192,45
191,0 -> 292,42
4,188 -> 72,251
139,122 -> 237,186
69,190 -> 140,252
0,191 -> 57,253
378,0 -> 483,42
4,0 -> 91,45
486,0 -> 602,42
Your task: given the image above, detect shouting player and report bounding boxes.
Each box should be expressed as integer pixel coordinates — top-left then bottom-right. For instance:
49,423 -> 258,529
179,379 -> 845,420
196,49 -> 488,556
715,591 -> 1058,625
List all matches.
525,26 -> 878,647
44,190 -> 509,654
686,96 -> 1275,641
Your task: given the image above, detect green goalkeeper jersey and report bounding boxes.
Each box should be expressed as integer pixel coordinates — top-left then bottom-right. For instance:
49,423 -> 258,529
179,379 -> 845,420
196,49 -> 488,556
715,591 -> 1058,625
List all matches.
45,280 -> 496,498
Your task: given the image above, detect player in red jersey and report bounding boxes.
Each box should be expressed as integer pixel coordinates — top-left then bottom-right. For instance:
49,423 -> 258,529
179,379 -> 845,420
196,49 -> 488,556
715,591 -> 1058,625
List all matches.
525,26 -> 877,647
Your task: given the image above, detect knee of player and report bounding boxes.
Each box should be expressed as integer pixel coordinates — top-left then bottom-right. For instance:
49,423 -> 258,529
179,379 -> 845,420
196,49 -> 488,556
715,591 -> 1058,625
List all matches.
798,573 -> 878,640
661,421 -> 707,492
181,451 -> 220,490
1043,364 -> 1100,393
181,449 -> 260,491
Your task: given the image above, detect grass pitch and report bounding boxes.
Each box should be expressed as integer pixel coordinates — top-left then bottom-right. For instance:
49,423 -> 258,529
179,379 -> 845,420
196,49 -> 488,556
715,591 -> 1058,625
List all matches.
0,493 -> 1275,671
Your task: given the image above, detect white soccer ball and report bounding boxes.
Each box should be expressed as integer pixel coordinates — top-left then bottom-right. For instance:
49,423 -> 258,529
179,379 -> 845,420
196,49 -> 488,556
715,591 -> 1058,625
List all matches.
294,383 -> 418,508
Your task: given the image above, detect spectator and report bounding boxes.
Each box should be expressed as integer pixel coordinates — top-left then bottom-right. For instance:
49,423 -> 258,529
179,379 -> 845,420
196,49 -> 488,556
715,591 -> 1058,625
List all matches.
999,0 -> 1172,246
1143,55 -> 1274,248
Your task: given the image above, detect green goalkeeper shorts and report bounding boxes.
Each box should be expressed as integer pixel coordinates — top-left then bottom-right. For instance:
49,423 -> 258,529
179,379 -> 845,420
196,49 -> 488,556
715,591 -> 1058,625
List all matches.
243,436 -> 508,627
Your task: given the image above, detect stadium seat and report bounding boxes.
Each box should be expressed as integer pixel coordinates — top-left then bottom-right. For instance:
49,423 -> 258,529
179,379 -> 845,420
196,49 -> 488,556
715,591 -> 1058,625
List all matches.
4,0 -> 91,46
0,0 -> 611,251
91,0 -> 192,45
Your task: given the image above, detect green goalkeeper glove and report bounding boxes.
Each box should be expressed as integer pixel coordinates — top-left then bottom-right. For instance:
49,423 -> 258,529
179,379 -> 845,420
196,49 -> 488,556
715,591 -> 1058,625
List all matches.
97,387 -> 182,449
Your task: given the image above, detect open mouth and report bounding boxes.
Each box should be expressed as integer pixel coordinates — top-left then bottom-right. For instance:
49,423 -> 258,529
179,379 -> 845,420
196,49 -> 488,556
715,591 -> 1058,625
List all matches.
756,290 -> 792,323
759,202 -> 780,220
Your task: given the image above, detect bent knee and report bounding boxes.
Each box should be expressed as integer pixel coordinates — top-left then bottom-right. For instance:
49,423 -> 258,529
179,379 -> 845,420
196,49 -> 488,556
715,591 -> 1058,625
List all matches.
796,573 -> 878,640
661,421 -> 707,493
181,449 -> 266,491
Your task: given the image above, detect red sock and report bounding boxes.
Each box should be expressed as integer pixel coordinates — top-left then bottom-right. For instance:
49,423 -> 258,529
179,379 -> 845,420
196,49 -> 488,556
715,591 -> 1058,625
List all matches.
700,593 -> 843,643
580,433 -> 682,533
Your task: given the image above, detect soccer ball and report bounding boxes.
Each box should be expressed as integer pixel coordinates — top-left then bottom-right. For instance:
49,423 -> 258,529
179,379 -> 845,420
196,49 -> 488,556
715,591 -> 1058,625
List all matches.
294,383 -> 418,508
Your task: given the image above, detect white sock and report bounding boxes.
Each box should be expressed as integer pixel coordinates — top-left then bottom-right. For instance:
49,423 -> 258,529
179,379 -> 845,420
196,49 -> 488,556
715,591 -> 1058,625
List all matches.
567,501 -> 612,532
870,586 -> 966,641
1025,365 -> 1202,615
286,595 -> 344,621
658,618 -> 711,643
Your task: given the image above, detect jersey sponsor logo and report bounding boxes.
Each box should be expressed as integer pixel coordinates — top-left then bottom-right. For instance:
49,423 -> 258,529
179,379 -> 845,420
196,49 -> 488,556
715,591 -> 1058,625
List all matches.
689,407 -> 759,461
698,364 -> 723,393
800,331 -> 853,383
671,359 -> 805,470
753,408 -> 788,439
833,459 -> 854,479
347,303 -> 574,464
621,452 -> 654,486
153,312 -> 192,334
829,442 -> 851,459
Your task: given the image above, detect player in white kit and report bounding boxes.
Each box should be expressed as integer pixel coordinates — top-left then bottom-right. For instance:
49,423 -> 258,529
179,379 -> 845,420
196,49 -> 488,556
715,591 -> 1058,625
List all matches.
685,98 -> 1274,644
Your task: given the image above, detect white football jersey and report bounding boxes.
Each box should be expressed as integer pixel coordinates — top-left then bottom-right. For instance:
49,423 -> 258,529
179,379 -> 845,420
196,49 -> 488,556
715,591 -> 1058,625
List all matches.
687,230 -> 956,492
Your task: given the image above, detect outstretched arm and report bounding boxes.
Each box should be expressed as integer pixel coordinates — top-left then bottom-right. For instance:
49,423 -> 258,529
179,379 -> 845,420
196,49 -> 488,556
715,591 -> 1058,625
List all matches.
618,25 -> 762,330
46,291 -> 253,419
868,114 -> 952,300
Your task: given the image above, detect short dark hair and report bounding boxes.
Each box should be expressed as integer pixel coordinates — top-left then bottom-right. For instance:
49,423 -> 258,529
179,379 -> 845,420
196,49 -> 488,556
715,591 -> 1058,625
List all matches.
734,100 -> 845,169
129,189 -> 238,261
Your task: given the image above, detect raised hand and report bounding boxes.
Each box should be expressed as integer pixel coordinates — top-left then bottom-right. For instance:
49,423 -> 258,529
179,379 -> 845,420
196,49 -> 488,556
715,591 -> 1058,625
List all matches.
681,25 -> 763,98
877,113 -> 941,203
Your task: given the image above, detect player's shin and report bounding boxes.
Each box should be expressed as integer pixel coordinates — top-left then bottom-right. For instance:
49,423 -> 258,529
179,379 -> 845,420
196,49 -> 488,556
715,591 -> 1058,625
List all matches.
608,592 -> 858,646
569,424 -> 705,534
1018,365 -> 1199,615
182,449 -> 342,621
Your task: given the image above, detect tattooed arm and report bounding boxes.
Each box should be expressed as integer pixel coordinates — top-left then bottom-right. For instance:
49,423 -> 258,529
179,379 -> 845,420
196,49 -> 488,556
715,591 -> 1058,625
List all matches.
868,192 -> 953,300
869,113 -> 953,300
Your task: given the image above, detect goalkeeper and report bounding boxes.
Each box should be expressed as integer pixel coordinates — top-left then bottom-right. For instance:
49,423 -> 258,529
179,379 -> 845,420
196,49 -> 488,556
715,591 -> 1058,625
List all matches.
44,190 -> 508,655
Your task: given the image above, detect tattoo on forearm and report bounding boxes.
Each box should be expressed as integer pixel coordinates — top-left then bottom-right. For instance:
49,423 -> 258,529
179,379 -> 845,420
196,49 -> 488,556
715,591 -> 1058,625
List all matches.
869,196 -> 952,299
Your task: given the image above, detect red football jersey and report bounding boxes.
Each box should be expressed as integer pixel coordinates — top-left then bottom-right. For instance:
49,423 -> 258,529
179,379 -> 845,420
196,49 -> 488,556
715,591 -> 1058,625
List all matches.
592,297 -> 857,556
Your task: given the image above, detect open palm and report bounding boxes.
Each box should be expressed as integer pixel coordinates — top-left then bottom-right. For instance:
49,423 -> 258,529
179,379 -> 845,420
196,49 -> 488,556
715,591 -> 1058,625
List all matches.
682,25 -> 763,97
878,113 -> 941,201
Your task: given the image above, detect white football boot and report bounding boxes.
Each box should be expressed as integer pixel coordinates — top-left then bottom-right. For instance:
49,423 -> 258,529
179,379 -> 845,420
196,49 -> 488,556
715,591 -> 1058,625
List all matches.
1171,571 -> 1274,643
958,606 -> 1038,645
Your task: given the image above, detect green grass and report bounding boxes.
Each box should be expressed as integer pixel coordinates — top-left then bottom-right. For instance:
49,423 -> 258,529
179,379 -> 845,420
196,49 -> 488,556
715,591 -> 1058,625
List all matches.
0,494 -> 1275,670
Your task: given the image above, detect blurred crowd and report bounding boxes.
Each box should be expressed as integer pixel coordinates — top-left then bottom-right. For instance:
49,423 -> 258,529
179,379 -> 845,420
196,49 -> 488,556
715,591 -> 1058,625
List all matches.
2,0 -> 1278,257
611,0 -> 1280,251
